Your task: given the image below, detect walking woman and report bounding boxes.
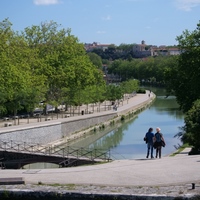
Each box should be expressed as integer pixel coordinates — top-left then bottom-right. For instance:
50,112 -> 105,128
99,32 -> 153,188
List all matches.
154,127 -> 166,158
144,127 -> 154,159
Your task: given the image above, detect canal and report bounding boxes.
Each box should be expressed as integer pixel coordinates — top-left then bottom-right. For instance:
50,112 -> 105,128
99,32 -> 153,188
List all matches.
67,87 -> 184,160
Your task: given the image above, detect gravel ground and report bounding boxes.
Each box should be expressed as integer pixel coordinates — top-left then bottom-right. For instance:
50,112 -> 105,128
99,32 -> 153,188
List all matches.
0,182 -> 200,199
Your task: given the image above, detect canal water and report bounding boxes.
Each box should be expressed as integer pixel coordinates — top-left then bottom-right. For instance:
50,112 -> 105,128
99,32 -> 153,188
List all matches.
24,87 -> 184,168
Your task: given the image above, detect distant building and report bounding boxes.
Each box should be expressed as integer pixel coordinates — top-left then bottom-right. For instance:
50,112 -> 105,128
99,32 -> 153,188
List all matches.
150,46 -> 181,56
85,41 -> 181,58
132,40 -> 181,58
132,40 -> 151,58
85,42 -> 111,52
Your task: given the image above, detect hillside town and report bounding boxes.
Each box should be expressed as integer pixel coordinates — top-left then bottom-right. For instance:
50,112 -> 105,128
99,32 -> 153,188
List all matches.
85,40 -> 181,58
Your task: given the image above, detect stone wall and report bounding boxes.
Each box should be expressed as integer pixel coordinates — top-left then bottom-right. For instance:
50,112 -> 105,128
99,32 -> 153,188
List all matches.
0,113 -> 117,145
61,113 -> 117,138
0,123 -> 62,144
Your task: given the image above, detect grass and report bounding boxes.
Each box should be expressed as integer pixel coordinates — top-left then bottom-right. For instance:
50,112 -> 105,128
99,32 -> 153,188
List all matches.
170,143 -> 190,156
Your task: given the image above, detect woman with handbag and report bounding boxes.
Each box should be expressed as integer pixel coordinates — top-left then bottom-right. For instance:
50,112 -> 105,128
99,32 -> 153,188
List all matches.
154,127 -> 166,159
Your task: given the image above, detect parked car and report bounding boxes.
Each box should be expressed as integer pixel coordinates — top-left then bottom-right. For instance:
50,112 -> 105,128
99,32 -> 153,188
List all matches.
32,108 -> 43,117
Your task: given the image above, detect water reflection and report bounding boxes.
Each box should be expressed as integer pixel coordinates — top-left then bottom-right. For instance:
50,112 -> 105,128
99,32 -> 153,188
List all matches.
23,162 -> 58,169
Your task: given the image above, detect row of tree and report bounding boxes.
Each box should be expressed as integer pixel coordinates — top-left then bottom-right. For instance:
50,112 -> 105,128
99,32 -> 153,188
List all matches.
106,56 -> 177,85
0,18 -> 139,117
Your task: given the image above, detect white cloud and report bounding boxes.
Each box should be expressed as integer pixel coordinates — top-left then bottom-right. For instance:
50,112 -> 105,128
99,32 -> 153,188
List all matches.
174,0 -> 200,11
97,31 -> 106,34
33,0 -> 60,5
102,15 -> 111,21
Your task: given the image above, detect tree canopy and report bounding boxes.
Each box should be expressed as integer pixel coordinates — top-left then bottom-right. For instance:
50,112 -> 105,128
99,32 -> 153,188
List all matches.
0,19 -> 105,116
181,99 -> 200,154
165,21 -> 200,112
0,18 -> 141,117
167,21 -> 200,152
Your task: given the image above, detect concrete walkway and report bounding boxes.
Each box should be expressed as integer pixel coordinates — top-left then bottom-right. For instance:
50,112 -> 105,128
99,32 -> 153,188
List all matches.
0,148 -> 199,187
0,91 -> 154,132
0,92 -> 200,198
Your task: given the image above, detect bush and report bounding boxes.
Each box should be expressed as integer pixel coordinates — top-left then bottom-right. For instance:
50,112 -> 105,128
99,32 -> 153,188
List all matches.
137,88 -> 146,94
121,115 -> 125,121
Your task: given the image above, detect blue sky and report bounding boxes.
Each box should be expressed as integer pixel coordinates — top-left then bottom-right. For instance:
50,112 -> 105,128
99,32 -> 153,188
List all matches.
1,0 -> 200,46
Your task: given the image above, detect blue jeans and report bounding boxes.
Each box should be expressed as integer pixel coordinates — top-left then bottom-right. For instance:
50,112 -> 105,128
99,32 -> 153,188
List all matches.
147,142 -> 154,158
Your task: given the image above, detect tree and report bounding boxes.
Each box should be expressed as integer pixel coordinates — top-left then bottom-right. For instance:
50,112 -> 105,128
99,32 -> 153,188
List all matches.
0,18 -> 46,115
23,21 -> 105,112
87,52 -> 102,69
106,84 -> 123,102
167,21 -> 200,153
166,21 -> 200,112
180,99 -> 200,153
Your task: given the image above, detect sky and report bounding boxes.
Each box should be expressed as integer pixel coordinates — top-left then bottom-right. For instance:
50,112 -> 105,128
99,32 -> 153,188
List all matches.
1,0 -> 200,46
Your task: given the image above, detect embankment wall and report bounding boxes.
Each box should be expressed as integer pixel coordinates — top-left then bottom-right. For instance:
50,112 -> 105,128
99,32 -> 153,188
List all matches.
0,113 -> 117,145
0,94 -> 155,145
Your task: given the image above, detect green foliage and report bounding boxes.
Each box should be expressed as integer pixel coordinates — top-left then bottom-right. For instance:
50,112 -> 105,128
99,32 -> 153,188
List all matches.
107,56 -> 176,85
137,88 -> 146,94
87,52 -> 103,69
0,19 -> 47,115
106,84 -> 123,101
164,21 -> 200,150
0,19 -> 105,116
121,115 -> 125,121
120,79 -> 139,94
165,21 -> 200,112
181,99 -> 200,153
110,120 -> 115,126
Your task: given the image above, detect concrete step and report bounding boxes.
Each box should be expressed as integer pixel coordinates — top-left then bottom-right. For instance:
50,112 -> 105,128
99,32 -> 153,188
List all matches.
0,177 -> 25,185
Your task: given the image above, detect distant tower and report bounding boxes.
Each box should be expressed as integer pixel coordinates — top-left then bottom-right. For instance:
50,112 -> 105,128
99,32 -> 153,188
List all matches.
141,40 -> 145,45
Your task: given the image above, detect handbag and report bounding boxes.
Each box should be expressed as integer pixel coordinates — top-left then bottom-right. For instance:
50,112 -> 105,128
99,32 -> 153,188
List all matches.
144,137 -> 148,143
161,140 -> 165,147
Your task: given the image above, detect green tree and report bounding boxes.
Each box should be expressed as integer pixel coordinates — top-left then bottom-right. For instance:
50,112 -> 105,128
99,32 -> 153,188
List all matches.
180,99 -> 200,153
168,21 -> 200,153
106,84 -> 123,102
166,21 -> 200,112
23,21 -> 104,112
120,79 -> 139,95
0,18 -> 46,115
87,52 -> 103,69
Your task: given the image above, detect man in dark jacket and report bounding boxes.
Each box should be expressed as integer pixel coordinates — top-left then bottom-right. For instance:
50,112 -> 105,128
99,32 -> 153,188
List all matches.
145,127 -> 154,159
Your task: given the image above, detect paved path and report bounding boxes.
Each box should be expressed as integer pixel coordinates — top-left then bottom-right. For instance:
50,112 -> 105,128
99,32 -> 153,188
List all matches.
0,92 -> 200,197
0,92 -> 153,132
0,148 -> 200,187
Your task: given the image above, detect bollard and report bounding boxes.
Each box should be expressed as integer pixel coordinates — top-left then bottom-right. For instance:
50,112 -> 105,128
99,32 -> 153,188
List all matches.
192,183 -> 195,189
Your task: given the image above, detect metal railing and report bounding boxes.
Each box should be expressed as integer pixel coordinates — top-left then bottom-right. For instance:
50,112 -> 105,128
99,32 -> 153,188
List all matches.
0,140 -> 111,163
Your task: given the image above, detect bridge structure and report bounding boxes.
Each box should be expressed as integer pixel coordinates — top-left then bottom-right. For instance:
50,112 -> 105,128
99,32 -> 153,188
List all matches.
0,140 -> 111,169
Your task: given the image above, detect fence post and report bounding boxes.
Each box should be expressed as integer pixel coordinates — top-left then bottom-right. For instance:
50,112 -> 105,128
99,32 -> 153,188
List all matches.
63,148 -> 65,157
4,142 -> 7,151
